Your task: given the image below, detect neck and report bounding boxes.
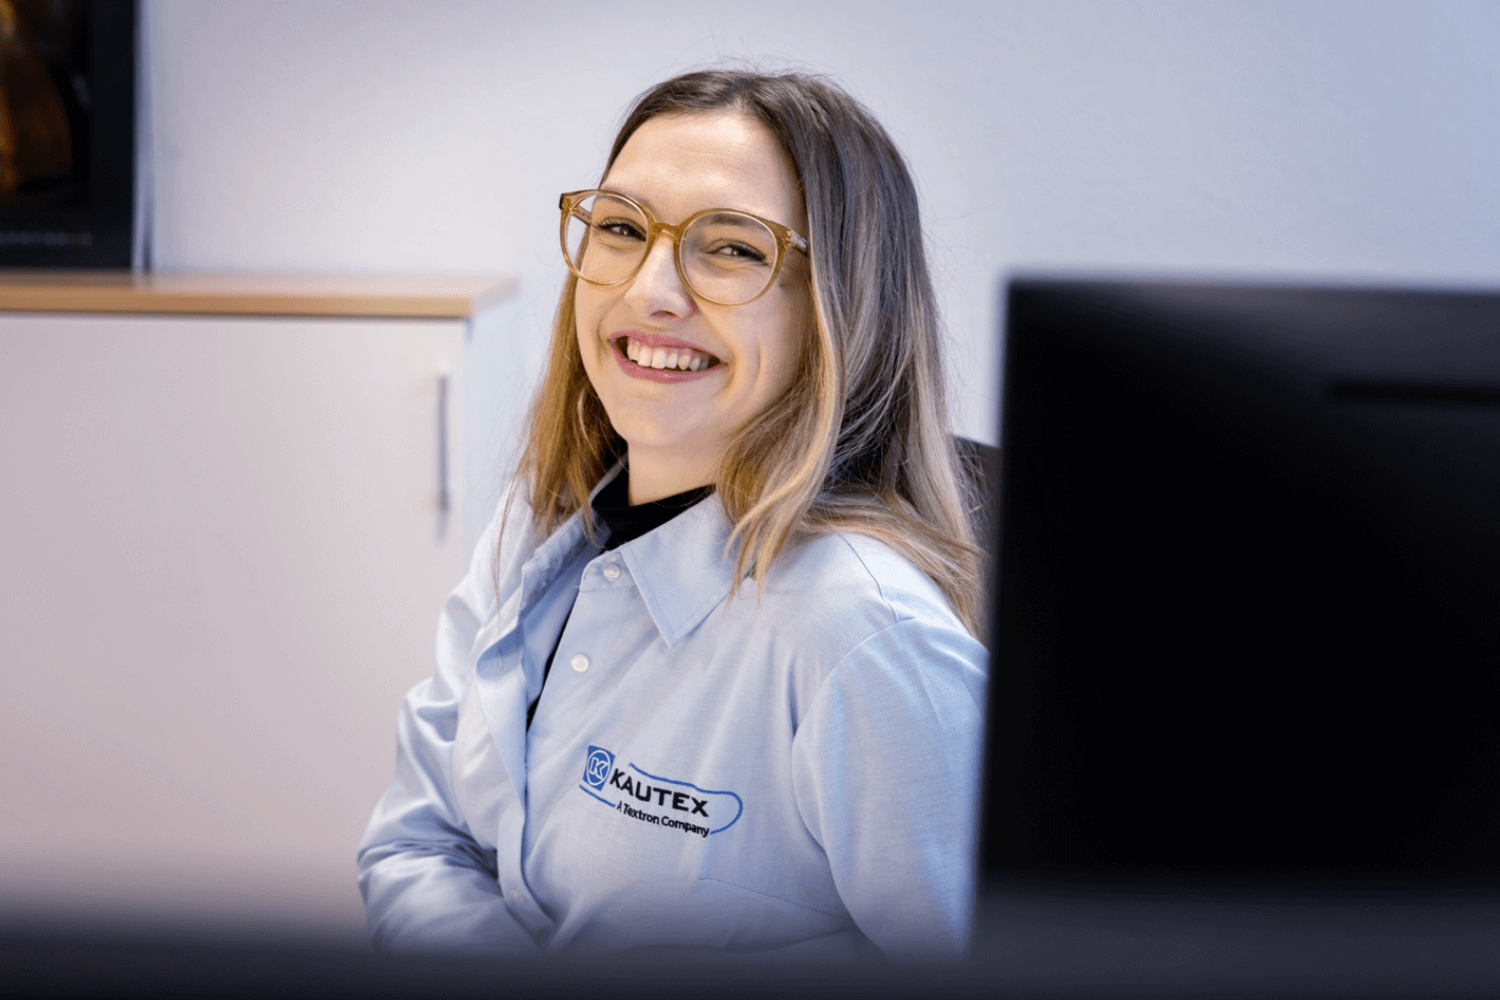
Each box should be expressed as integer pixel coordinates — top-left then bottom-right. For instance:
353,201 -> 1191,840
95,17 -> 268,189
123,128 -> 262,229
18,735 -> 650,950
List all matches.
626,447 -> 716,505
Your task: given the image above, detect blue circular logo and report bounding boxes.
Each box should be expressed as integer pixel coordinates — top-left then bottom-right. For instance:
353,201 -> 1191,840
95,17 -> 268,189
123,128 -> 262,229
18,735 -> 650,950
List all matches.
584,746 -> 614,790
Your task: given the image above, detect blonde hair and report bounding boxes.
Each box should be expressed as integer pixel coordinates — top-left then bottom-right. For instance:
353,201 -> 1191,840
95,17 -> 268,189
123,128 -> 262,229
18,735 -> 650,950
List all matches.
514,70 -> 983,636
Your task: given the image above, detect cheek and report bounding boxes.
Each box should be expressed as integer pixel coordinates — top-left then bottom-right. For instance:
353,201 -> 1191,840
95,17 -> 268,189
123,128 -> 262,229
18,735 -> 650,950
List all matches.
574,289 -> 605,361
737,315 -> 801,412
571,295 -> 610,405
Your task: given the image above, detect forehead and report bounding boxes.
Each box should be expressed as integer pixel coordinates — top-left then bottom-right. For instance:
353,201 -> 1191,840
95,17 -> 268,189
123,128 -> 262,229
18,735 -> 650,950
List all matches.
602,112 -> 804,229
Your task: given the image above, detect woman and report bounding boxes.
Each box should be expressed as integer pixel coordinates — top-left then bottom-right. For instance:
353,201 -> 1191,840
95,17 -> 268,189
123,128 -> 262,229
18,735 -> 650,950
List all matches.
358,70 -> 987,960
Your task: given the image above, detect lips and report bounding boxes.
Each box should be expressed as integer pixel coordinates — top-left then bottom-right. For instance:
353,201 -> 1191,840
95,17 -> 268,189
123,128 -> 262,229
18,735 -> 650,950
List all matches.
608,333 -> 724,384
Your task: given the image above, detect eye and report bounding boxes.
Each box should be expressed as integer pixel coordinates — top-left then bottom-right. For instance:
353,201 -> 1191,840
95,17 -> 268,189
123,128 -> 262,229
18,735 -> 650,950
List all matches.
595,217 -> 646,241
707,241 -> 768,264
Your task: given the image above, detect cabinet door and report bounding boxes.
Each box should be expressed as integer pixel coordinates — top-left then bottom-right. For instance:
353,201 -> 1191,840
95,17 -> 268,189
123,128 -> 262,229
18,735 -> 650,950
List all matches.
0,312 -> 470,936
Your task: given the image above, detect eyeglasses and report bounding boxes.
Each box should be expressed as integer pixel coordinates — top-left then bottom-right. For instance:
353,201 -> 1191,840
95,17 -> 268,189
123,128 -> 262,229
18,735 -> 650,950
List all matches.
559,189 -> 810,307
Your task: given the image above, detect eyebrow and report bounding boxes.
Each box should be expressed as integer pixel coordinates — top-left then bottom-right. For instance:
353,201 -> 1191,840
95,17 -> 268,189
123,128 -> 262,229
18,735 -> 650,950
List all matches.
696,212 -> 770,231
601,187 -> 655,212
603,188 -> 773,227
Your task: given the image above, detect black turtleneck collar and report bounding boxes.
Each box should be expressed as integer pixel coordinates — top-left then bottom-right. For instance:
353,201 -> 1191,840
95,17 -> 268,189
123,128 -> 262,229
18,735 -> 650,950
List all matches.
591,468 -> 713,552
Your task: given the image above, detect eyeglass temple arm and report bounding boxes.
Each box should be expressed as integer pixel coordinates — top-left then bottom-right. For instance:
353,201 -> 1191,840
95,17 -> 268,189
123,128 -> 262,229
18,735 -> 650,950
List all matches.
560,192 -> 595,219
560,196 -> 593,225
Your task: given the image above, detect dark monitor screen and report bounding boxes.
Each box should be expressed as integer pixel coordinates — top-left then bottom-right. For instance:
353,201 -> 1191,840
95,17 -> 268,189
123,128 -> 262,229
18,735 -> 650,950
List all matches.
982,279 -> 1500,885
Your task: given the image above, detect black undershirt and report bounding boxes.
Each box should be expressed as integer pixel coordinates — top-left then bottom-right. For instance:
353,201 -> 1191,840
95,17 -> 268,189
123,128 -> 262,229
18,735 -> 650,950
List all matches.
590,469 -> 713,553
525,471 -> 712,728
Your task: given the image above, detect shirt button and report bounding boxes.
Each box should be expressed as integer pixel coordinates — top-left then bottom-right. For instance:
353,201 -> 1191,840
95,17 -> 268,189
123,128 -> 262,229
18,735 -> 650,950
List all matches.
602,563 -> 621,582
571,654 -> 590,673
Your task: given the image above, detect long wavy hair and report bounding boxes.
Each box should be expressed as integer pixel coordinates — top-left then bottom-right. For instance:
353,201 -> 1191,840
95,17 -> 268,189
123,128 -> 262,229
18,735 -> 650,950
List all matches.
513,70 -> 983,636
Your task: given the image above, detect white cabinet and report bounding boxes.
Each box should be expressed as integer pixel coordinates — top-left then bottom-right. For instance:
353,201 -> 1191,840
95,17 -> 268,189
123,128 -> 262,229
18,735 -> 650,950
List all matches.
0,274 -> 511,939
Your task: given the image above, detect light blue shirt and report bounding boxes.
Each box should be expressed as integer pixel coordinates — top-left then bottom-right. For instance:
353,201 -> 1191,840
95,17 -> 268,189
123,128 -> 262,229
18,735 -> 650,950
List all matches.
358,469 -> 988,959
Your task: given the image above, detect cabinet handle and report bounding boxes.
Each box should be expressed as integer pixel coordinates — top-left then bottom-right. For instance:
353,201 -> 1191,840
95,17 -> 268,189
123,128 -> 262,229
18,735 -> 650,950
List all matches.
437,374 -> 451,531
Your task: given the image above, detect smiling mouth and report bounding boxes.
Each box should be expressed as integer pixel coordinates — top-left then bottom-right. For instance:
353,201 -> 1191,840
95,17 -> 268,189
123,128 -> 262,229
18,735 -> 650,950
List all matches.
615,335 -> 723,373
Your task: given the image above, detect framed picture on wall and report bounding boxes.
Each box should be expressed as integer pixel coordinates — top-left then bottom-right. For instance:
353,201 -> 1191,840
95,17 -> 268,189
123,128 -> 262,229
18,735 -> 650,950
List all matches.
0,0 -> 136,268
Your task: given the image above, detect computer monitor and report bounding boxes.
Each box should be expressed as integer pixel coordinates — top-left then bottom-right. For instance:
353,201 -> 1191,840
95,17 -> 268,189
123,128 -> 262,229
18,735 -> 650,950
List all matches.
982,279 -> 1500,885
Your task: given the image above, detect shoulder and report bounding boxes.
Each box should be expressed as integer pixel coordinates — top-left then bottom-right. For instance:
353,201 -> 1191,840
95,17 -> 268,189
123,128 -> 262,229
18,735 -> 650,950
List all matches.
764,530 -> 968,631
750,529 -> 979,672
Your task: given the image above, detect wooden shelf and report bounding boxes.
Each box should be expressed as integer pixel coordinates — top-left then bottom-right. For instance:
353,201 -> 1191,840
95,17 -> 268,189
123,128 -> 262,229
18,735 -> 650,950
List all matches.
0,270 -> 517,319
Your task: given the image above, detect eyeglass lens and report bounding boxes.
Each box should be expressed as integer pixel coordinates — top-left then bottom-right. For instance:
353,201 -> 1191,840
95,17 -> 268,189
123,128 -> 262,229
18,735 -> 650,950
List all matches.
564,192 -> 781,305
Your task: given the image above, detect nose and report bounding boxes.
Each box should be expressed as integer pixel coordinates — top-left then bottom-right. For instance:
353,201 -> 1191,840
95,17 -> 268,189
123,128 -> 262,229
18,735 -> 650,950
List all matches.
623,229 -> 695,320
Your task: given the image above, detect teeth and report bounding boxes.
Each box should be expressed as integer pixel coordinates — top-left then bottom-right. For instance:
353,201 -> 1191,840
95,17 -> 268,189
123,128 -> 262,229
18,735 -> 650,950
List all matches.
621,337 -> 716,372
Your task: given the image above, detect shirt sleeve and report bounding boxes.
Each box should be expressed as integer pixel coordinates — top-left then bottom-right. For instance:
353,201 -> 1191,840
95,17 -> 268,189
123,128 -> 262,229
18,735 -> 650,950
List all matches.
789,616 -> 988,958
356,504 -> 541,956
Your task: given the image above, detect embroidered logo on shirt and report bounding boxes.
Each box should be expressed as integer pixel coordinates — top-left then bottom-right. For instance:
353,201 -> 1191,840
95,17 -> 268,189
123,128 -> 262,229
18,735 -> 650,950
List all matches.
577,746 -> 744,837
583,746 -> 615,791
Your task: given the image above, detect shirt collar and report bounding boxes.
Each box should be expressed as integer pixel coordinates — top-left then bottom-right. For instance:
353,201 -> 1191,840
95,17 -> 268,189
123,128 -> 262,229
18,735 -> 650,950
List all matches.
517,475 -> 607,586
507,465 -> 623,630
510,463 -> 740,649
614,490 -> 740,648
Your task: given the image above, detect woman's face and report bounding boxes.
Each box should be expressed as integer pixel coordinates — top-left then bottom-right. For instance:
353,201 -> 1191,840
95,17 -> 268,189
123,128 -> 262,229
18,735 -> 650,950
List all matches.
574,111 -> 810,493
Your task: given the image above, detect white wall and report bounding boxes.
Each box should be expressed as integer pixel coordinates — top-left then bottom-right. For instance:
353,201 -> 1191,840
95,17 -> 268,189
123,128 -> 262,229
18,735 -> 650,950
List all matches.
146,0 -> 1500,525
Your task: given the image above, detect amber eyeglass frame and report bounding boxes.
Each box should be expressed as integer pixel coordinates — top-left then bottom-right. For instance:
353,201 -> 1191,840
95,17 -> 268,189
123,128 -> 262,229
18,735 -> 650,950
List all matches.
559,189 -> 811,307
